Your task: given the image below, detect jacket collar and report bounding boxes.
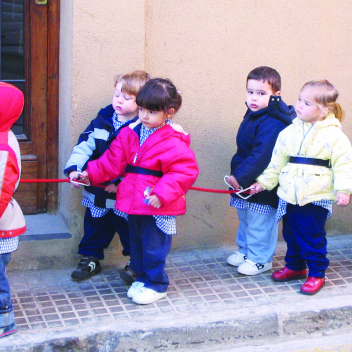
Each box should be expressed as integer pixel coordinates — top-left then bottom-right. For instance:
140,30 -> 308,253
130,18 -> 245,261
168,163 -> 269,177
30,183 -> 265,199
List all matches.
292,112 -> 341,130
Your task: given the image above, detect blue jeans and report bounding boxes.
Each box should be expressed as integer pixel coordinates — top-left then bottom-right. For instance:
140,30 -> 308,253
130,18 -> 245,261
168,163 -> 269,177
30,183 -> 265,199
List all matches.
129,215 -> 172,293
236,208 -> 278,264
0,253 -> 14,327
283,203 -> 328,278
79,208 -> 130,259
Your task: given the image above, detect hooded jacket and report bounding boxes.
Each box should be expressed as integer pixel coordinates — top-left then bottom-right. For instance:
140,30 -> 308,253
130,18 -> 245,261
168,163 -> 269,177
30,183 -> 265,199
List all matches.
0,82 -> 26,238
230,96 -> 295,208
87,120 -> 199,216
257,113 -> 352,206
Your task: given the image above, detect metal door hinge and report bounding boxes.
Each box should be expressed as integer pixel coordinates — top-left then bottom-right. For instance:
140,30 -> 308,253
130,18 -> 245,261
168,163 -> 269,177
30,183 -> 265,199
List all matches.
35,0 -> 47,4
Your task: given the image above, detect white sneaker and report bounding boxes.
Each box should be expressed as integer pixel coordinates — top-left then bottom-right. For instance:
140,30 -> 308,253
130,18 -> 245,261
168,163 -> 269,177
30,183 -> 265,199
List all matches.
127,281 -> 144,298
237,259 -> 272,276
227,251 -> 247,266
132,287 -> 167,305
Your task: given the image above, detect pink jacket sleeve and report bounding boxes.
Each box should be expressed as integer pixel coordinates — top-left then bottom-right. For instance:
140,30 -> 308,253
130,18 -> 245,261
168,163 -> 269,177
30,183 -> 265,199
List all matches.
151,141 -> 199,208
86,132 -> 129,185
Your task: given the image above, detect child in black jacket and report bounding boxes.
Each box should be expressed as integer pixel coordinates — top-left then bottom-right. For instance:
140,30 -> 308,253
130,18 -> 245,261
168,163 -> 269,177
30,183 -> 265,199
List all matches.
65,70 -> 150,281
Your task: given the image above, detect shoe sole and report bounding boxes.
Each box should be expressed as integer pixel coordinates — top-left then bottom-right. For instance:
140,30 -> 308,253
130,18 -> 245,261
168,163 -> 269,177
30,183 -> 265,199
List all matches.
133,292 -> 167,305
238,266 -> 272,276
300,281 -> 325,295
0,328 -> 17,339
71,267 -> 102,281
272,274 -> 307,282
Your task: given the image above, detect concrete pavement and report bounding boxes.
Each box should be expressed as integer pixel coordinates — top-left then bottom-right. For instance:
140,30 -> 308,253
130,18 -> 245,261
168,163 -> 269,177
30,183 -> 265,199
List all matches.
2,235 -> 352,351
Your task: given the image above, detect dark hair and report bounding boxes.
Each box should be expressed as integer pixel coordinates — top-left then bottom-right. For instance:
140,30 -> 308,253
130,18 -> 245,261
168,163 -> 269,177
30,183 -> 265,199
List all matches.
247,66 -> 281,92
136,78 -> 182,113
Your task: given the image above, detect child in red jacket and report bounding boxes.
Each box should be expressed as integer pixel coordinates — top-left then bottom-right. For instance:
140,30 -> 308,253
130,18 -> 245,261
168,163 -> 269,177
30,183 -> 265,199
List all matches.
80,78 -> 199,305
0,83 -> 26,339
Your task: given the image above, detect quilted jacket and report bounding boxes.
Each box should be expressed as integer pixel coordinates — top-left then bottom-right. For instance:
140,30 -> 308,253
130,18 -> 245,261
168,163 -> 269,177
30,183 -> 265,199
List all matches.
64,104 -> 138,208
230,96 -> 295,208
0,83 -> 26,238
87,121 -> 199,215
257,113 -> 352,205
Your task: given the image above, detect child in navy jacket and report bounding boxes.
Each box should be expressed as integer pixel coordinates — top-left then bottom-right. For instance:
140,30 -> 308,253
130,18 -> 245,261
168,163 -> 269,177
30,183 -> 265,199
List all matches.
65,70 -> 150,281
227,66 -> 295,275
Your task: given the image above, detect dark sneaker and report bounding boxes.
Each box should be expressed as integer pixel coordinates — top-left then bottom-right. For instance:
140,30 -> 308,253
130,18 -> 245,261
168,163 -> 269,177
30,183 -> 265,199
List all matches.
119,260 -> 137,284
71,256 -> 101,281
0,322 -> 17,339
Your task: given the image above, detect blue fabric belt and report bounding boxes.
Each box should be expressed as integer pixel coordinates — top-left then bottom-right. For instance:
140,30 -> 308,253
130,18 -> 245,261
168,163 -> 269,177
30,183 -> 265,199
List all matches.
125,164 -> 163,177
289,156 -> 330,168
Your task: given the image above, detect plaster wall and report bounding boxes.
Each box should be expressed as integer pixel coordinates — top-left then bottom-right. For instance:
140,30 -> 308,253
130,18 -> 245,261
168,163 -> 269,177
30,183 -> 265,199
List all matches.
57,1 -> 352,265
58,0 -> 146,264
143,0 -> 352,250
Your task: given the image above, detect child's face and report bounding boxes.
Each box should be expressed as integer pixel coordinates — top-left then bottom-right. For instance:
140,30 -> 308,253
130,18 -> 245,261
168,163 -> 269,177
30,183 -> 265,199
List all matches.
295,88 -> 327,123
112,82 -> 138,121
246,79 -> 278,112
138,107 -> 173,129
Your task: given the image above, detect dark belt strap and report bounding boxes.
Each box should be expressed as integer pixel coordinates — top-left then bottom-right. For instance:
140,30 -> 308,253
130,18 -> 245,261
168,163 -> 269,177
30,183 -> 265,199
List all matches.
125,164 -> 163,177
289,156 -> 330,168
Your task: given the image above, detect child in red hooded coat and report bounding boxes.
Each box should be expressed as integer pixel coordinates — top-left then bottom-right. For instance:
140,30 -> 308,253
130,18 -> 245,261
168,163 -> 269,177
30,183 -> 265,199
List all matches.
0,83 -> 26,339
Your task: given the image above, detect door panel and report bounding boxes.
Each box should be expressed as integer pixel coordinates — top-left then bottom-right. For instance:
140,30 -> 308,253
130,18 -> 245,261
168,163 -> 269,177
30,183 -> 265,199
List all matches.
0,0 -> 59,214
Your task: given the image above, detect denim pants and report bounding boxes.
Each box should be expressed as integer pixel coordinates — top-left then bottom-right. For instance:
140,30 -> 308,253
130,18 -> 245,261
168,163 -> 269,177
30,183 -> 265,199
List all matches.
78,208 -> 130,259
0,253 -> 14,327
283,203 -> 329,278
236,208 -> 278,264
129,215 -> 172,293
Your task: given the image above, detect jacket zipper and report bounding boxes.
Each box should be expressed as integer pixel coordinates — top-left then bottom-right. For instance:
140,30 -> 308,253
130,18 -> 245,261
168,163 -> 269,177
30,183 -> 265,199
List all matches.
133,153 -> 138,164
295,122 -> 315,204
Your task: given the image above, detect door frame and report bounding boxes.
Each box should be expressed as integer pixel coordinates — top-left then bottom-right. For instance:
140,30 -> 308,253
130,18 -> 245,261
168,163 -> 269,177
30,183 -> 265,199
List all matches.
19,0 -> 59,213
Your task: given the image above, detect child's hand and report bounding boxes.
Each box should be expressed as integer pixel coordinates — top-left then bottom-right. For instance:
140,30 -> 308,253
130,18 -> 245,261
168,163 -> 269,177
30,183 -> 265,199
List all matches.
104,184 -> 118,193
226,175 -> 241,189
69,171 -> 81,189
76,171 -> 90,185
336,192 -> 351,207
250,182 -> 263,194
146,194 -> 162,208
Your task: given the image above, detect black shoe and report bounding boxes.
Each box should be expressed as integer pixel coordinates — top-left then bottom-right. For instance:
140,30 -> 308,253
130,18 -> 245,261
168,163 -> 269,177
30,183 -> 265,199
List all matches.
71,256 -> 101,281
119,260 -> 137,284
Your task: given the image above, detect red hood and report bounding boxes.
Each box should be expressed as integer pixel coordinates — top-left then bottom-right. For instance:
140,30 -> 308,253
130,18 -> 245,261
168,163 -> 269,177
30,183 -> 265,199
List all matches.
0,82 -> 24,132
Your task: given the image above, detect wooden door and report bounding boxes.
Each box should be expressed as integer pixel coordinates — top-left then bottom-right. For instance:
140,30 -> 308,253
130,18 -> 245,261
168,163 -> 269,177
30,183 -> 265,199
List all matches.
1,0 -> 59,214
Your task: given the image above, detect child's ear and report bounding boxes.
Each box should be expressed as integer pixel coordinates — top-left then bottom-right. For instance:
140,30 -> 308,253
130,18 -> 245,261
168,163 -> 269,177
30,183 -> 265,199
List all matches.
166,108 -> 175,119
320,106 -> 329,118
274,90 -> 281,96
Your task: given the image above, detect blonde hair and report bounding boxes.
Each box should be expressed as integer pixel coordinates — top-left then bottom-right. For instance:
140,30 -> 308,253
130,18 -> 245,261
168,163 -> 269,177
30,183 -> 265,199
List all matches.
301,80 -> 344,122
114,70 -> 150,96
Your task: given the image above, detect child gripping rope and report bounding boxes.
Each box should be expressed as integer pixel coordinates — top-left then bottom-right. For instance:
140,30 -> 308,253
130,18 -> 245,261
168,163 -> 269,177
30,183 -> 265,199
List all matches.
251,80 -> 352,295
79,78 -> 199,305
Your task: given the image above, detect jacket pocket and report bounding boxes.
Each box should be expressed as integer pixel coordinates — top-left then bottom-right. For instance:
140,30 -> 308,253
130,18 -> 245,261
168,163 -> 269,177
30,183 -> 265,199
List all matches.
302,168 -> 333,198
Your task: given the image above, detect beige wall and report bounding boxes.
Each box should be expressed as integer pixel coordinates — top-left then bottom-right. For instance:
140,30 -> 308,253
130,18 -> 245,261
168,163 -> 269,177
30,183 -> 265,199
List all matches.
59,0 -> 352,261
59,0 -> 146,263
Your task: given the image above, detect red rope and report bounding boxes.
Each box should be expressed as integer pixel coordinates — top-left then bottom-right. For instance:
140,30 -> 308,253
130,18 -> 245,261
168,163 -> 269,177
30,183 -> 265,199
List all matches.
190,186 -> 238,194
21,178 -> 70,183
20,178 -> 250,194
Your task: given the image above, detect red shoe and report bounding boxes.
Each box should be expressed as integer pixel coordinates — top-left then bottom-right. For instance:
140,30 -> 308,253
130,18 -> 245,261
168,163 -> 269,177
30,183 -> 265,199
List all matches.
300,276 -> 325,295
272,267 -> 307,282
